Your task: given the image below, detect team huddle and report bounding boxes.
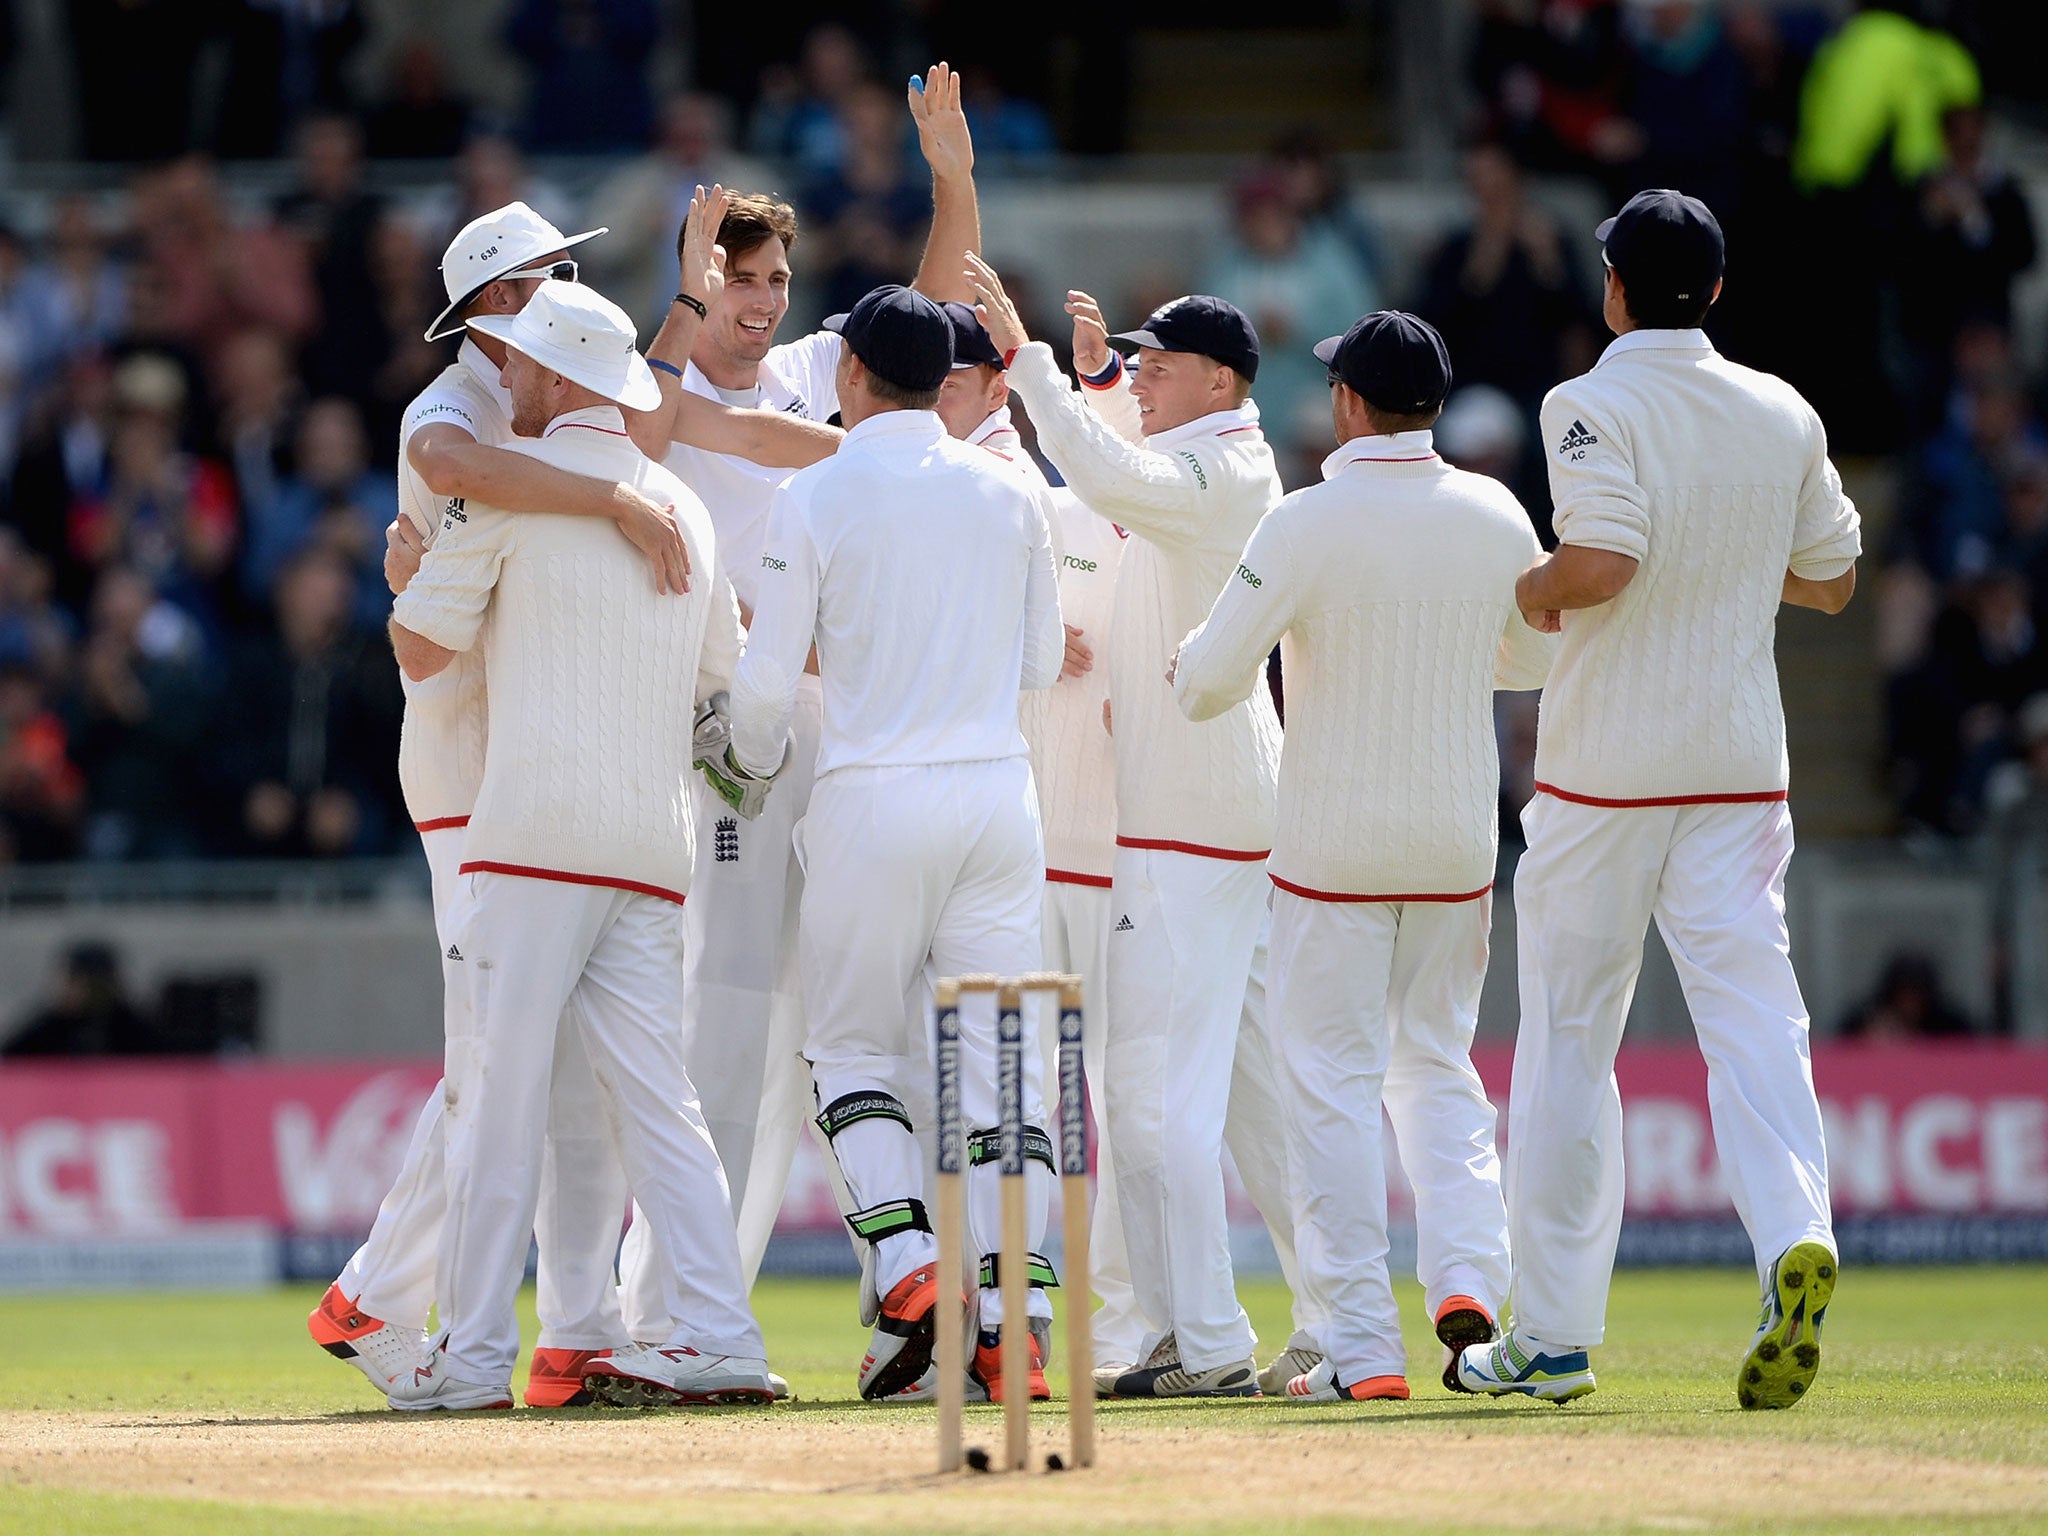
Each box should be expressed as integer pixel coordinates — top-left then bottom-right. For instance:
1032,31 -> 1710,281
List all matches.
304,64 -> 1862,1416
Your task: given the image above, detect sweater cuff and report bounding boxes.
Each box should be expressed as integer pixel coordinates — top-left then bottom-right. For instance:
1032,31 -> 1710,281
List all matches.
1079,354 -> 1124,390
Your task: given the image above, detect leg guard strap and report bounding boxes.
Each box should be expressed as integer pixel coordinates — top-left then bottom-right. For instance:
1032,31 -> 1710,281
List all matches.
978,1251 -> 1060,1289
844,1199 -> 931,1244
815,1090 -> 913,1141
966,1124 -> 1057,1174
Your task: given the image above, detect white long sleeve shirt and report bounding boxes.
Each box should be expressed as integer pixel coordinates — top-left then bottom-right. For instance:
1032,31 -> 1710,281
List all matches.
393,406 -> 743,902
1176,431 -> 1554,900
1535,329 -> 1862,804
729,409 -> 1063,780
661,329 -> 841,613
391,339 -> 510,830
1006,341 -> 1281,858
973,409 -> 1125,886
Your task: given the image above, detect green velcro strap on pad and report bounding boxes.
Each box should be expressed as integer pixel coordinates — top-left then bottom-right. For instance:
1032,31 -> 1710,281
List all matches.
965,1125 -> 1057,1172
815,1090 -> 913,1141
977,1251 -> 1060,1289
844,1199 -> 931,1243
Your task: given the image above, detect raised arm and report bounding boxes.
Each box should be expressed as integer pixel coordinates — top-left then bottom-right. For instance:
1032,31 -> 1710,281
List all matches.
1172,511 -> 1297,721
628,181 -> 727,459
408,423 -> 690,595
1066,290 -> 1144,444
908,62 -> 980,303
968,255 -> 1220,547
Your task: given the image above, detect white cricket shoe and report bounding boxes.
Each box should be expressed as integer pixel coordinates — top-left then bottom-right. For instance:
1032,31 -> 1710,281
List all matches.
582,1343 -> 774,1407
1258,1345 -> 1325,1397
385,1345 -> 513,1412
307,1283 -> 429,1393
1281,1359 -> 1410,1403
1455,1331 -> 1596,1403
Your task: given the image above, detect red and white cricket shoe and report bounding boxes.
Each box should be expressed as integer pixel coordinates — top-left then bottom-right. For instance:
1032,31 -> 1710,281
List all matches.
582,1344 -> 774,1407
306,1282 -> 427,1392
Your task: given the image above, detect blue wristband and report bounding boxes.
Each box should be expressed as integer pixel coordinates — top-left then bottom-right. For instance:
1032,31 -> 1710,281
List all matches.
648,358 -> 684,380
1079,355 -> 1122,389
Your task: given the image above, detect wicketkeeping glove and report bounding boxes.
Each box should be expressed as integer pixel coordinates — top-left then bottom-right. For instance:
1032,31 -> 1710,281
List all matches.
692,693 -> 792,821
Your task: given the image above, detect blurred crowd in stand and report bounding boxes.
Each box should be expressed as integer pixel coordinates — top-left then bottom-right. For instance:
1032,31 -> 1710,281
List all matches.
0,2 -> 2042,884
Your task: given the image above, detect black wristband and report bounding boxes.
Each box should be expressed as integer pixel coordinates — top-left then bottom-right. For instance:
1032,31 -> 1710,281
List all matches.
674,292 -> 708,318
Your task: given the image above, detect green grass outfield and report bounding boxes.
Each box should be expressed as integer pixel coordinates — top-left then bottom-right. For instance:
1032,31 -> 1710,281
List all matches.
2,1267 -> 2045,1535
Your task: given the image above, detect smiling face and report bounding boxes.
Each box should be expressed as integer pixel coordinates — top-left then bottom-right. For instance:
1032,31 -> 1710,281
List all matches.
1128,347 -> 1241,436
699,236 -> 792,382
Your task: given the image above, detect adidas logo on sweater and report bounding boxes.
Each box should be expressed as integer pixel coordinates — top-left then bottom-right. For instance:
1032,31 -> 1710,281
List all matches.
446,944 -> 463,961
1114,915 -> 1134,933
1556,419 -> 1599,455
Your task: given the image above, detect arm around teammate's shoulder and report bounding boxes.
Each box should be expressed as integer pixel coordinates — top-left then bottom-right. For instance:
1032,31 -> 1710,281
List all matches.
1173,506 -> 1297,722
1539,383 -> 1647,565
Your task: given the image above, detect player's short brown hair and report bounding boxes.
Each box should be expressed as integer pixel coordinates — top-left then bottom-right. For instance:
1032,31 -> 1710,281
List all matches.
678,193 -> 799,268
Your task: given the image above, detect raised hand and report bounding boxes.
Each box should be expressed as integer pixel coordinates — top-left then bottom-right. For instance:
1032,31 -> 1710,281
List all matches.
964,251 -> 1028,356
679,183 -> 729,307
909,61 -> 974,181
1066,290 -> 1112,378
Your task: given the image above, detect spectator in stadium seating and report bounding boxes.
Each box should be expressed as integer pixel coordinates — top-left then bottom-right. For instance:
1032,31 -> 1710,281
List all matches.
17,195 -> 128,388
63,565 -> 213,860
0,660 -> 83,861
0,222 -> 30,494
364,36 -> 474,160
1412,142 -> 1596,518
9,351 -> 114,590
1,941 -> 170,1057
359,219 -> 446,447
1839,952 -> 1973,1040
211,329 -> 304,546
132,158 -> 317,368
1613,0 -> 1750,215
587,93 -> 773,329
958,64 -> 1057,170
1897,105 -> 2037,426
215,546 -> 401,859
749,24 -> 874,173
1201,168 -> 1378,479
424,135 -> 578,257
212,0 -> 366,160
67,356 -> 237,635
506,0 -> 661,155
275,116 -> 386,406
802,80 -> 931,318
1792,2 -> 1980,196
1895,367 -> 2047,583
1268,126 -> 1382,279
240,398 -> 394,622
0,530 -> 75,685
1466,0 -> 1634,176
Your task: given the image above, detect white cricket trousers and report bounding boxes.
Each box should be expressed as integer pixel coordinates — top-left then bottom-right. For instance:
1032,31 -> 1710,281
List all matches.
1506,794 -> 1834,1348
680,676 -> 825,1281
1268,889 -> 1511,1384
437,872 -> 761,1384
1106,845 -> 1266,1372
335,828 -> 628,1350
802,759 -> 1050,1326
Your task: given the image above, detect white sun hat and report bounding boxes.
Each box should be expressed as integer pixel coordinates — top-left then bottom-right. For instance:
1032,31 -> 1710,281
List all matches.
426,200 -> 607,342
466,279 -> 661,412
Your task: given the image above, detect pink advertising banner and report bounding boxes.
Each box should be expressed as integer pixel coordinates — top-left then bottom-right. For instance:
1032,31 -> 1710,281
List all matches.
1,1048 -> 2043,1253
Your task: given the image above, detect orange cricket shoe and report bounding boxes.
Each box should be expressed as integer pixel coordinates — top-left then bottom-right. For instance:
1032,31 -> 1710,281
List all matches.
970,1324 -> 1051,1403
1434,1293 -> 1499,1393
524,1347 -> 606,1407
307,1282 -> 426,1392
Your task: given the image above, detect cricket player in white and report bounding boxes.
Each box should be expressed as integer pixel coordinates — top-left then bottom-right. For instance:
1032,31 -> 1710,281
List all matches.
1455,191 -> 1860,1409
386,281 -> 767,1410
312,202 -> 829,1408
722,285 -> 1064,1402
968,257 -> 1291,1397
931,300 -> 1149,1378
1175,311 -> 1554,1403
616,68 -> 984,1300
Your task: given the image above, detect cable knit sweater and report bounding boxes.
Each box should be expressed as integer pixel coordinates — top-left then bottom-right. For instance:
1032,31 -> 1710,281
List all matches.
975,409 -> 1128,885
1535,330 -> 1862,803
1006,343 -> 1281,857
1176,431 -> 1554,898
392,340 -> 507,829
393,407 -> 743,902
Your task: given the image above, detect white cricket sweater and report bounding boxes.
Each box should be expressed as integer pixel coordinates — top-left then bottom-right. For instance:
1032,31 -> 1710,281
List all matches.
972,409 -> 1125,885
1176,431 -> 1554,899
662,329 -> 841,613
393,406 -> 743,902
1006,343 -> 1281,858
729,409 -> 1063,780
1536,330 -> 1862,804
392,339 -> 507,830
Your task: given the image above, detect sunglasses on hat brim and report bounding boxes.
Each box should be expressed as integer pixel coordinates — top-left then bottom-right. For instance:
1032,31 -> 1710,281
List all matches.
448,259 -> 580,319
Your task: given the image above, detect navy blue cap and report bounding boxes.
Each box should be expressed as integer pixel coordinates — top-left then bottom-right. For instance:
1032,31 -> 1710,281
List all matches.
1314,311 -> 1452,415
941,300 -> 1005,370
1596,189 -> 1724,312
1109,295 -> 1260,384
823,285 -> 953,393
